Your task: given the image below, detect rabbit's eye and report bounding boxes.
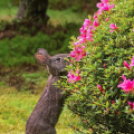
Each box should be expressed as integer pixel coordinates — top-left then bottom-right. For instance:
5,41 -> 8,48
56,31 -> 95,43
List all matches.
56,57 -> 60,61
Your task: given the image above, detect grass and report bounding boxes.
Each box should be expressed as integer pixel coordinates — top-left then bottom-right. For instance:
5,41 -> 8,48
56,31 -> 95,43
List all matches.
0,0 -> 17,21
0,7 -> 18,21
0,69 -> 78,133
47,9 -> 87,26
0,83 -> 77,134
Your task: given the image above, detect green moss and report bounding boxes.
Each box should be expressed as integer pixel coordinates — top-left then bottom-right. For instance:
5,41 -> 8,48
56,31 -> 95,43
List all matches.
0,89 -> 76,134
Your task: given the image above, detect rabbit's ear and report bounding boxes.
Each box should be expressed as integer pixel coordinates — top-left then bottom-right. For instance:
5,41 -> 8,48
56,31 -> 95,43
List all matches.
35,48 -> 51,66
34,53 -> 46,65
35,53 -> 50,66
37,48 -> 50,57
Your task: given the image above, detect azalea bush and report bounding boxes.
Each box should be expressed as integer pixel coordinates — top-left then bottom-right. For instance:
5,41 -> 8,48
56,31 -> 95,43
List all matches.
60,0 -> 134,133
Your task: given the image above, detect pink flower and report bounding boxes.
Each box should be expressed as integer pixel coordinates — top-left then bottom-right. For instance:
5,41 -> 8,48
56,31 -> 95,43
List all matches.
86,37 -> 94,42
93,10 -> 102,19
111,100 -> 115,104
103,3 -> 114,11
73,39 -> 86,47
73,41 -> 80,47
93,14 -> 98,19
83,19 -> 91,28
77,35 -> 86,44
83,120 -> 88,124
101,3 -> 110,11
133,29 -> 134,32
68,73 -> 76,83
115,111 -> 119,114
97,10 -> 103,15
70,46 -> 86,61
123,61 -> 130,69
79,25 -> 87,35
97,85 -> 104,92
128,101 -> 134,110
97,2 -> 104,9
68,69 -> 81,83
93,19 -> 99,27
97,1 -> 114,11
86,28 -> 94,42
101,0 -> 109,3
110,23 -> 119,29
110,4 -> 115,9
110,30 -> 115,33
106,18 -> 110,21
129,57 -> 134,67
103,63 -> 107,68
109,23 -> 118,33
118,75 -> 134,93
88,25 -> 96,31
86,28 -> 94,35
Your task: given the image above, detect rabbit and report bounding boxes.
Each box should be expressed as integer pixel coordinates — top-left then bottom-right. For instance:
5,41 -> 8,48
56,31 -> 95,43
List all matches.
26,48 -> 69,134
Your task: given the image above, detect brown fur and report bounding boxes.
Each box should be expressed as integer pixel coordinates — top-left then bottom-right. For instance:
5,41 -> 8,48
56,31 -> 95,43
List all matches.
26,48 -> 69,134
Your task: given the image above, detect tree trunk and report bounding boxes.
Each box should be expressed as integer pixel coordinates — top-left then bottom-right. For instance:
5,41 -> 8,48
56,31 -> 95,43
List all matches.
16,0 -> 28,20
16,0 -> 49,24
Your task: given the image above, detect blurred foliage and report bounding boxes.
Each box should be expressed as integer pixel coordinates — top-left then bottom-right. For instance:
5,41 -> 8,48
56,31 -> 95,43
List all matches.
0,0 -> 17,7
48,0 -> 99,14
0,0 -> 100,68
0,0 -> 99,14
0,23 -> 80,67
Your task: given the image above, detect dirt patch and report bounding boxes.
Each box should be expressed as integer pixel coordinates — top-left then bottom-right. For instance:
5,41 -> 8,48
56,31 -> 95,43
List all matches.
0,64 -> 41,93
0,20 -> 68,39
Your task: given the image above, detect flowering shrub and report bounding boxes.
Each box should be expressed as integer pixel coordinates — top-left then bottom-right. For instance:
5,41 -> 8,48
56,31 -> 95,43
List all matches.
60,0 -> 134,133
